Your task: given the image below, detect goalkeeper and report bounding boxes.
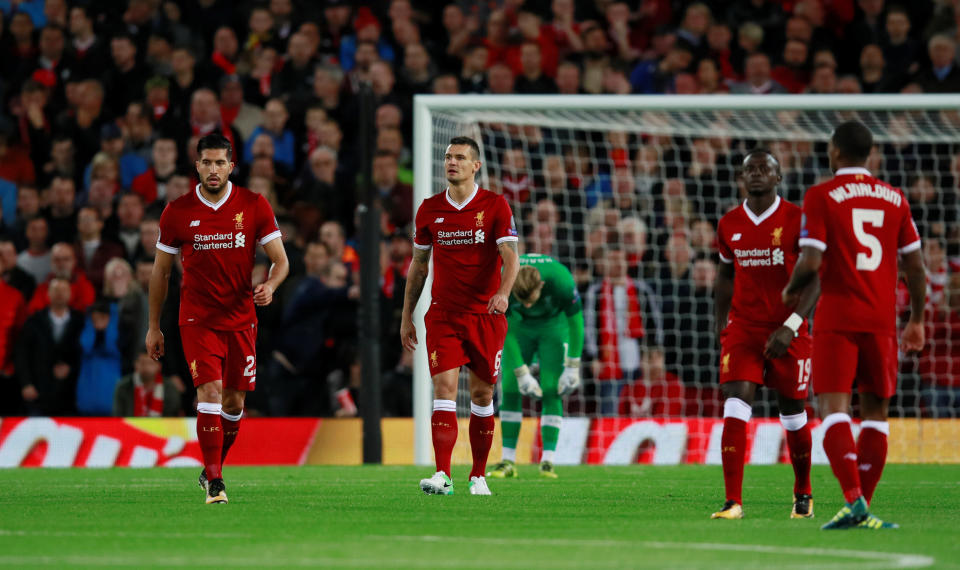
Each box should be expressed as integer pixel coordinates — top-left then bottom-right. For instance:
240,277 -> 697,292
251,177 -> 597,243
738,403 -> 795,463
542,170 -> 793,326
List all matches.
487,254 -> 584,479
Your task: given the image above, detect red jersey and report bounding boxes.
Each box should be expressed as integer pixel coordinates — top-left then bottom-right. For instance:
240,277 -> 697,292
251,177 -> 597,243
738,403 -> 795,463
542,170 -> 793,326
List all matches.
413,185 -> 518,313
800,167 -> 921,333
157,182 -> 281,330
718,196 -> 804,328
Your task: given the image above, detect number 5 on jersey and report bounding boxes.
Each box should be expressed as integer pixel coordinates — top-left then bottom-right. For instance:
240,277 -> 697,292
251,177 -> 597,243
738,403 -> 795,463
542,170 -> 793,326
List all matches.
852,208 -> 883,271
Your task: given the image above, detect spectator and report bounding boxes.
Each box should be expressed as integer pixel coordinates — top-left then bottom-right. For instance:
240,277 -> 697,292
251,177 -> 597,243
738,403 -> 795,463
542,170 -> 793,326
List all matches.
219,75 -> 263,144
881,6 -> 921,79
918,272 -> 960,417
841,0 -> 887,72
555,60 -> 583,95
1,239 -> 36,301
103,34 -> 148,115
121,102 -> 156,164
85,122 -> 148,192
397,42 -> 434,99
696,58 -> 729,93
244,98 -> 296,171
515,42 -> 558,94
0,247 -> 26,414
117,192 -> 144,259
55,78 -> 108,169
549,0 -> 584,58
102,256 -> 147,368
68,4 -> 107,80
372,151 -> 412,231
915,34 -> 960,93
27,242 -> 96,314
277,31 -> 319,96
806,63 -> 838,93
618,348 -> 686,417
44,174 -> 78,245
168,46 -> 202,120
584,245 -> 664,416
0,127 -> 36,188
113,350 -> 184,417
771,39 -> 811,93
432,73 -> 460,94
339,7 -> 394,73
630,43 -> 694,94
460,44 -> 489,94
75,300 -> 122,416
15,277 -> 84,416
859,44 -> 897,92
131,137 -> 179,206
487,62 -> 515,94
73,206 -> 124,293
730,52 -> 788,94
320,220 -> 359,276
207,26 -> 241,84
292,146 -> 349,230
17,217 -> 52,285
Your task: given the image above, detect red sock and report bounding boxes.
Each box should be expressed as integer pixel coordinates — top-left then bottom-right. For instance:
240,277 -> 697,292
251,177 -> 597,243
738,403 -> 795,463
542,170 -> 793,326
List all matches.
721,417 -> 747,505
197,411 -> 223,481
857,422 -> 888,505
822,416 -> 862,504
469,411 -> 495,479
785,425 -> 812,496
431,403 -> 458,477
220,412 -> 242,465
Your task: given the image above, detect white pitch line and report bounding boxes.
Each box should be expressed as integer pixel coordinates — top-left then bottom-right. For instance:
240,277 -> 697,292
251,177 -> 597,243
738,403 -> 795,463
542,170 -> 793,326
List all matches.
379,536 -> 935,569
0,530 -> 251,539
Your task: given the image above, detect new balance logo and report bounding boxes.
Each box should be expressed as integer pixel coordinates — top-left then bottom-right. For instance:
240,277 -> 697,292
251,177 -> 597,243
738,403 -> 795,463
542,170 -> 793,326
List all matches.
190,220 -> 200,227
732,233 -> 742,241
434,217 -> 444,223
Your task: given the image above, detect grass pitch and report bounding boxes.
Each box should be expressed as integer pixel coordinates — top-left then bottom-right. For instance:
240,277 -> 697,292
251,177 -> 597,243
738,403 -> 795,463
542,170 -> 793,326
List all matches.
0,464 -> 957,568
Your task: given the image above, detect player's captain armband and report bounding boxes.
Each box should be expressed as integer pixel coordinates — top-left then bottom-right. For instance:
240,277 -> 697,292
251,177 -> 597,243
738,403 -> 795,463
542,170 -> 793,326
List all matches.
783,313 -> 803,336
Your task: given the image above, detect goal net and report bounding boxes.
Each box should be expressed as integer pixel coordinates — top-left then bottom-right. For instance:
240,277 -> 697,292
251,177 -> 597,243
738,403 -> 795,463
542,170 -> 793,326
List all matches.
411,94 -> 960,467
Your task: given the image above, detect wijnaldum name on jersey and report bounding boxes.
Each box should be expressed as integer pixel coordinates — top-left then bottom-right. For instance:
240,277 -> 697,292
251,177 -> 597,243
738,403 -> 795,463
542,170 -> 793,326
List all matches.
828,183 -> 902,206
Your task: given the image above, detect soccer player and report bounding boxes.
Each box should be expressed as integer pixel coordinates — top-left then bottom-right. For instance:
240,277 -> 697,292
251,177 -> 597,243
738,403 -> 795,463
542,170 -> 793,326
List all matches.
711,149 -> 819,520
783,120 -> 926,529
400,136 -> 519,496
486,253 -> 584,479
146,133 -> 288,504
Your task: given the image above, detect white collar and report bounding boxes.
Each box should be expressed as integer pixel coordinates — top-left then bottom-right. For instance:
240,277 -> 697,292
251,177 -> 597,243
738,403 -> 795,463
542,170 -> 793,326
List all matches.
445,183 -> 479,210
742,195 -> 781,226
835,167 -> 871,176
195,181 -> 233,210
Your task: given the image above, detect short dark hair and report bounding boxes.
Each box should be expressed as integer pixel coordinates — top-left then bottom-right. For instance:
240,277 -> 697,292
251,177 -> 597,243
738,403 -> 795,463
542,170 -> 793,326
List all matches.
743,147 -> 780,168
831,120 -> 873,163
197,133 -> 233,160
448,136 -> 480,160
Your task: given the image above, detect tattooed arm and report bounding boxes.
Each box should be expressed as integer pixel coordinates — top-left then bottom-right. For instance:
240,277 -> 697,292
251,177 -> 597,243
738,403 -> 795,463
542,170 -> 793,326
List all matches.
400,246 -> 432,351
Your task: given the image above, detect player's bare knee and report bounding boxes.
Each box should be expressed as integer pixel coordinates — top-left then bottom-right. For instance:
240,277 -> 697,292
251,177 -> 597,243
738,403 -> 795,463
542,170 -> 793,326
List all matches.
196,381 -> 222,404
470,385 -> 494,406
778,396 -> 806,416
721,381 -> 755,405
222,392 -> 244,415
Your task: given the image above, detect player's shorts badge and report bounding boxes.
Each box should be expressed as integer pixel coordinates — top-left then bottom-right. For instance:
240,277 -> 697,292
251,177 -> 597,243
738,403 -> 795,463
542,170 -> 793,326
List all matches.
721,354 -> 730,373
430,351 -> 439,368
234,212 -> 244,230
190,360 -> 199,379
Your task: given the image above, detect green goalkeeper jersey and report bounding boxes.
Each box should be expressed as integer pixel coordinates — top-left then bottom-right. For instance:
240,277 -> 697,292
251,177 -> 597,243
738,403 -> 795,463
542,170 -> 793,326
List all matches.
507,254 -> 584,359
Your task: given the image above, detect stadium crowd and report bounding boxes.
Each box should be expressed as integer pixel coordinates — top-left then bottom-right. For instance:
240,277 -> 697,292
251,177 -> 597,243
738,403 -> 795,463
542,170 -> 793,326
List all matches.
0,0 -> 958,419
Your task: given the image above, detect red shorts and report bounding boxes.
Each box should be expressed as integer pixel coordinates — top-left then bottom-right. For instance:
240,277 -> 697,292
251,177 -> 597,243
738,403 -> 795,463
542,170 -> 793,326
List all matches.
180,325 -> 258,391
719,324 -> 812,400
424,308 -> 508,384
812,330 -> 898,398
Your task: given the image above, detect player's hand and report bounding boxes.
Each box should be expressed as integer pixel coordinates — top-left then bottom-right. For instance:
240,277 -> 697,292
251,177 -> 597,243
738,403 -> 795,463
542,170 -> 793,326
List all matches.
558,358 -> 581,396
487,293 -> 509,315
400,317 -> 418,351
763,326 -> 795,359
254,282 -> 275,306
145,327 -> 165,360
781,286 -> 800,309
515,365 -> 543,398
900,320 -> 925,353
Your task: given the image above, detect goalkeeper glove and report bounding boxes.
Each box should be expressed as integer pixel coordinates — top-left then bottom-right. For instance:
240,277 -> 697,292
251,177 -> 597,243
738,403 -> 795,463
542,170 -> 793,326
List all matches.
515,365 -> 543,398
558,358 -> 581,396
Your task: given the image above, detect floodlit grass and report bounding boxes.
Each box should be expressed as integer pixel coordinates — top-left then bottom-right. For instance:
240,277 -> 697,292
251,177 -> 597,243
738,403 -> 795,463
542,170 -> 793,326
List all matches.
0,464 -> 957,568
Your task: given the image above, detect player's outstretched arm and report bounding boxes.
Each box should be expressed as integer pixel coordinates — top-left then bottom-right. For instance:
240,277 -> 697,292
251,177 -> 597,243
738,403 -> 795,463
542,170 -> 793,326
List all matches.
400,247 -> 431,351
254,238 -> 290,306
782,246 -> 822,308
713,261 -> 735,340
765,274 -> 820,359
146,250 -> 175,360
900,248 -> 927,353
489,241 -> 519,314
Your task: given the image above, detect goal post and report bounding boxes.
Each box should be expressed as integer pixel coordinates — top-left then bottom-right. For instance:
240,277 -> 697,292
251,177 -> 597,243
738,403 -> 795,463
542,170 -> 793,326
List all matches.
412,94 -> 960,467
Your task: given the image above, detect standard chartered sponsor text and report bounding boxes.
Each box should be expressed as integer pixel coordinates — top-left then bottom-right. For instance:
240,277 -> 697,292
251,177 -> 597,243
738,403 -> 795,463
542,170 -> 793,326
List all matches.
194,232 -> 236,250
